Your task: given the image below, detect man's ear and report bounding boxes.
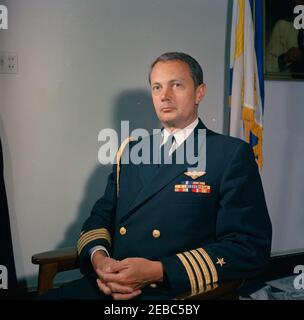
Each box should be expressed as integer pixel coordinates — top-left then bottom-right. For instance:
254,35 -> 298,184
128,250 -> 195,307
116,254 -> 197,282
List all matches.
196,83 -> 206,104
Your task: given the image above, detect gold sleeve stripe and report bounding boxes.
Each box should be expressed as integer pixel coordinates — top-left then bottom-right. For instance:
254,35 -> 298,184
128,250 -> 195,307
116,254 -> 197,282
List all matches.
77,234 -> 110,255
116,137 -> 135,196
77,231 -> 110,252
177,253 -> 197,295
197,248 -> 218,283
184,251 -> 204,292
77,228 -> 111,254
78,230 -> 111,250
191,249 -> 211,286
204,282 -> 218,294
78,229 -> 111,247
77,233 -> 110,255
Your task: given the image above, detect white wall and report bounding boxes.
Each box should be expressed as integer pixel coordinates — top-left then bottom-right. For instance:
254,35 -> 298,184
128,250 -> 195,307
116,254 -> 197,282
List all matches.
262,80 -> 304,255
0,0 -> 228,288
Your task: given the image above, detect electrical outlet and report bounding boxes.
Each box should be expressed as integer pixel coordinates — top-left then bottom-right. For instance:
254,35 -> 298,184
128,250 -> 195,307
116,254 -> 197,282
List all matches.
0,52 -> 18,74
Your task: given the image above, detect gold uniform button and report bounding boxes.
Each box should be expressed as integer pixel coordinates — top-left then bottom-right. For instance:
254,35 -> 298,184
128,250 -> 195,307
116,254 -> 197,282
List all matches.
119,227 -> 127,235
152,229 -> 161,238
149,283 -> 157,288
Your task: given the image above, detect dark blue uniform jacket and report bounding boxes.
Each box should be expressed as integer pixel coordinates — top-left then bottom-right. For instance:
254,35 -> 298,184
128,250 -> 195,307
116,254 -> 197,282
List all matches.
77,119 -> 272,298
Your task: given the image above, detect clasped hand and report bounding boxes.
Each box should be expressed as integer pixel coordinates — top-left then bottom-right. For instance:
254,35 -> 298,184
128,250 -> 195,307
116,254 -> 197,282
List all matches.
92,251 -> 163,300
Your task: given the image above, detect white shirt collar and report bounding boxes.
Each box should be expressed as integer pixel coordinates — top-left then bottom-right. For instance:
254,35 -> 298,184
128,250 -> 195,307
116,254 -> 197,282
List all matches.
161,118 -> 199,147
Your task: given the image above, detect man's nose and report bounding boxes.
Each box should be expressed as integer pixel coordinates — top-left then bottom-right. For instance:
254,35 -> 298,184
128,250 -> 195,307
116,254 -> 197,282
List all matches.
160,86 -> 172,101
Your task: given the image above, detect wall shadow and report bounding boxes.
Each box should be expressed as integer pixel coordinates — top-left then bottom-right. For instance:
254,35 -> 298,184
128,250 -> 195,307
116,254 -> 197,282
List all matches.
53,89 -> 158,284
111,88 -> 160,135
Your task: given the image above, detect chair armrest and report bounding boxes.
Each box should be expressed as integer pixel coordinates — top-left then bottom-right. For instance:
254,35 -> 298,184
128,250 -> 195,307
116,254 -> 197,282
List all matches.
176,280 -> 242,300
32,247 -> 78,266
32,247 -> 79,295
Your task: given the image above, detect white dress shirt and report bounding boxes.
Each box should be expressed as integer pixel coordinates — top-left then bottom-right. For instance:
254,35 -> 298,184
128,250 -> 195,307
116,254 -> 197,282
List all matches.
161,118 -> 199,155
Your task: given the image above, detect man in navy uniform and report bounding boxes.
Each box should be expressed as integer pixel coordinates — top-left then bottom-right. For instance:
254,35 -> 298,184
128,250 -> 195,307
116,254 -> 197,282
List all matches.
44,52 -> 272,300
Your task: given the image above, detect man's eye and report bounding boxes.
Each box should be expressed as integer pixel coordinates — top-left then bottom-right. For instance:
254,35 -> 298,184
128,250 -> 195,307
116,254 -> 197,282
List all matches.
152,86 -> 160,91
173,83 -> 181,87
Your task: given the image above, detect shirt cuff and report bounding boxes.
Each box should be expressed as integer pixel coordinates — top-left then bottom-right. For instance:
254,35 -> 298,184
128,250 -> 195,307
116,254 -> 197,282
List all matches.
89,246 -> 110,264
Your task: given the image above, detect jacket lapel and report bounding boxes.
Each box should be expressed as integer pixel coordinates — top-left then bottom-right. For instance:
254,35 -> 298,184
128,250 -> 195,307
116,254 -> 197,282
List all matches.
118,132 -> 160,216
121,119 -> 207,219
137,132 -> 161,185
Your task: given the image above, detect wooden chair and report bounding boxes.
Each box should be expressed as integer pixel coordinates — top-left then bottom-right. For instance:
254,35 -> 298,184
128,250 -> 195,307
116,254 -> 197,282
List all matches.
32,247 -> 242,299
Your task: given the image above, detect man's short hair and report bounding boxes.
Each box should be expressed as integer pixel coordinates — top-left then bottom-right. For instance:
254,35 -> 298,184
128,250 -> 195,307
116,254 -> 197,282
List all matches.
149,52 -> 204,87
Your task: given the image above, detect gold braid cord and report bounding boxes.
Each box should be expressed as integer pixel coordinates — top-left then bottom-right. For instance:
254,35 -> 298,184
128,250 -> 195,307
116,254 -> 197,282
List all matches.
116,137 -> 135,196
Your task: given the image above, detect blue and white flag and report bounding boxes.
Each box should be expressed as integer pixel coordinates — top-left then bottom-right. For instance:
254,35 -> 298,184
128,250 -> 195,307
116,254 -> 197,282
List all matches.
229,0 -> 265,169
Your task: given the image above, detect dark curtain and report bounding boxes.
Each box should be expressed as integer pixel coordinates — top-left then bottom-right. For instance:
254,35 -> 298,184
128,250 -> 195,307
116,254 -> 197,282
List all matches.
0,139 -> 17,297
